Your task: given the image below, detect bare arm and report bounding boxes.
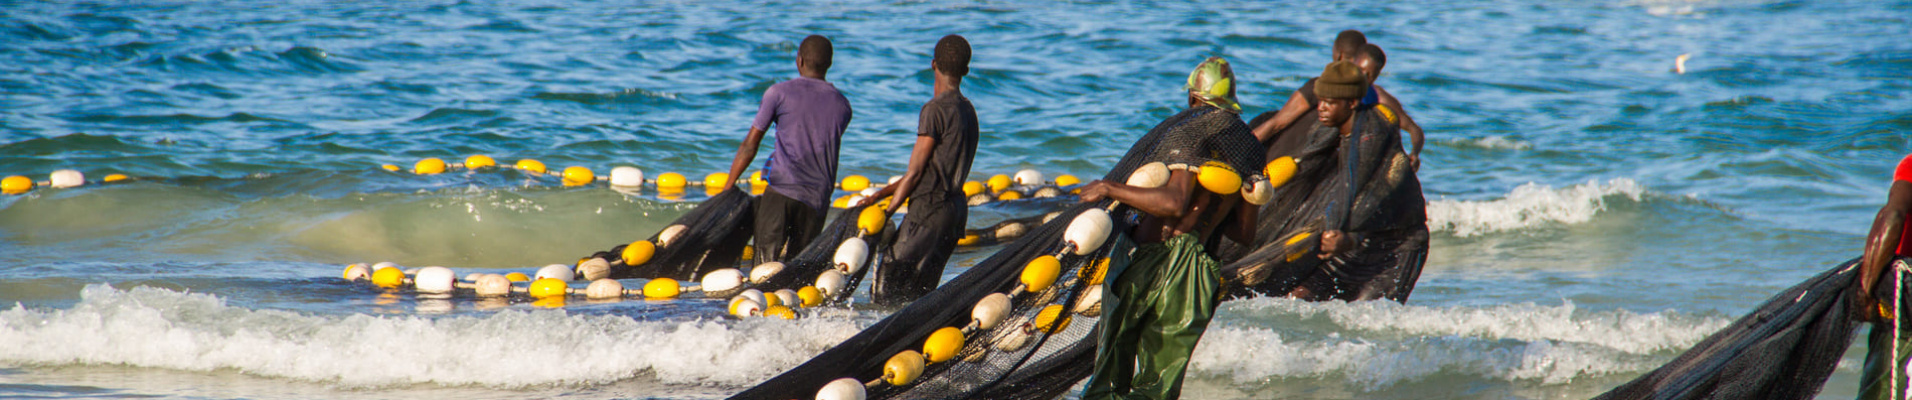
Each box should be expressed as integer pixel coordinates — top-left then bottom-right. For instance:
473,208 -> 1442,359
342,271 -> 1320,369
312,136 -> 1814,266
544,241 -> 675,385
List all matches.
1079,169 -> 1195,219
1858,180 -> 1912,320
723,126 -> 767,189
1375,86 -> 1423,169
1251,90 -> 1313,143
1224,195 -> 1257,245
858,135 -> 937,213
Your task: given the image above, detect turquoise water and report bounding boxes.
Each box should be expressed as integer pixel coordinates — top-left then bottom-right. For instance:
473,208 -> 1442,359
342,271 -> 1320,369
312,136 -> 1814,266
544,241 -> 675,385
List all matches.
2,0 -> 1910,398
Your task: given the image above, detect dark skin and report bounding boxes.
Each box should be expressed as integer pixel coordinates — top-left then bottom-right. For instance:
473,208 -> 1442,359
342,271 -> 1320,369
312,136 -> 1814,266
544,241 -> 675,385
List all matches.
857,61 -> 962,212
1856,180 -> 1912,322
1352,55 -> 1424,171
1314,95 -> 1360,259
1248,45 -> 1357,144
1251,52 -> 1424,170
1076,95 -> 1257,248
723,56 -> 830,189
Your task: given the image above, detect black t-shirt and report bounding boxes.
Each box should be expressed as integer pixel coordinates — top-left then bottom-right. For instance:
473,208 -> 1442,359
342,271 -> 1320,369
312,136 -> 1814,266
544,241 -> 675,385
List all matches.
1249,78 -> 1323,162
911,90 -> 979,203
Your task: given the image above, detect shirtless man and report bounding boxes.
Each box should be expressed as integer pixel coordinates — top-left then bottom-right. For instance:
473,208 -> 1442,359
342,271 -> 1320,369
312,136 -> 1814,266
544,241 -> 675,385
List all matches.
1854,153 -> 1912,399
1350,43 -> 1425,170
1079,57 -> 1262,400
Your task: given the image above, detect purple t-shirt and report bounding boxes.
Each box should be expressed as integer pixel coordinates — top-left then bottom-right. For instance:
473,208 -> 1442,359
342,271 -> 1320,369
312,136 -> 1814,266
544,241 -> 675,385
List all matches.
751,77 -> 852,211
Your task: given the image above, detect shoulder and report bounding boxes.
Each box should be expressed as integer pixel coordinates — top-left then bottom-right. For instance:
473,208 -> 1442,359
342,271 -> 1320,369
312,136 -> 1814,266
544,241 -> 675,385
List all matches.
768,79 -> 801,92
925,92 -> 972,114
1296,79 -> 1320,104
762,80 -> 798,101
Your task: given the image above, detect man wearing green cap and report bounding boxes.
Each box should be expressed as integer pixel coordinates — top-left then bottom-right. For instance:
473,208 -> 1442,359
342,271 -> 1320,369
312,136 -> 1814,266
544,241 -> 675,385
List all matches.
1078,56 -> 1264,400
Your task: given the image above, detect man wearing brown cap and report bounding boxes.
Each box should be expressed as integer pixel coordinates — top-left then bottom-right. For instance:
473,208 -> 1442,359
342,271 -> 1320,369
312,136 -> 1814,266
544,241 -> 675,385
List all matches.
1249,32 -> 1424,170
1079,56 -> 1264,400
1284,60 -> 1429,301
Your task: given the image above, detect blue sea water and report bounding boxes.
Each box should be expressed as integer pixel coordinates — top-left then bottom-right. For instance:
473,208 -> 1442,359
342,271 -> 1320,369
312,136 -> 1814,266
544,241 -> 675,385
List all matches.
1,0 -> 1910,398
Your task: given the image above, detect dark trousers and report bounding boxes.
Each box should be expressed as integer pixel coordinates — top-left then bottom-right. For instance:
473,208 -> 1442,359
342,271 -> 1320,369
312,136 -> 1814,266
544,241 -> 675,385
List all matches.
753,187 -> 824,264
873,194 -> 965,305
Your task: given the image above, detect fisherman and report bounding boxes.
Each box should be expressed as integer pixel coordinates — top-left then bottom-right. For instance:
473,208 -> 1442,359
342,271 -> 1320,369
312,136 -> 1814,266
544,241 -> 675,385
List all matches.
722,35 -> 853,264
1854,153 -> 1912,399
1078,56 -> 1261,400
857,35 -> 980,305
1247,30 -> 1365,152
1286,60 -> 1429,302
1350,43 -> 1426,170
1249,31 -> 1424,170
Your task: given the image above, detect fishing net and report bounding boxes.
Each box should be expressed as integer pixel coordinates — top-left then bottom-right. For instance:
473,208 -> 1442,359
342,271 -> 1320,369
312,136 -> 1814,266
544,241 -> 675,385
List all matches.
730,106 -> 1273,400
958,213 -> 1060,248
1592,257 -> 1868,400
1219,105 -> 1429,302
749,202 -> 886,302
584,188 -> 755,281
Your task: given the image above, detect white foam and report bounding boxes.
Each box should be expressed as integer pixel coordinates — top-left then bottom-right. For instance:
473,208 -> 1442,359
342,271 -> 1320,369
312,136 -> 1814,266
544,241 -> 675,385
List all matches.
1426,178 -> 1645,237
1190,298 -> 1730,389
0,285 -> 866,388
1446,135 -> 1532,150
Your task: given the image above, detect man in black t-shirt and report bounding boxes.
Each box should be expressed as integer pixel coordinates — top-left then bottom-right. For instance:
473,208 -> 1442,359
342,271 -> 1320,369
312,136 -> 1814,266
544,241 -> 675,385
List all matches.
858,35 -> 980,305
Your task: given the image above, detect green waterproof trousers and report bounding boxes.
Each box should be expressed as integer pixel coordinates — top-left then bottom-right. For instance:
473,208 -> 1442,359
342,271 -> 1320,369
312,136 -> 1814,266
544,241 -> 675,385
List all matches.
1083,233 -> 1220,400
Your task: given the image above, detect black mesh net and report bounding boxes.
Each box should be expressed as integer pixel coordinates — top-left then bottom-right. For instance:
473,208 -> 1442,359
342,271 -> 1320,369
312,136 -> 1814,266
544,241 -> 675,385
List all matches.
589,188 -> 755,280
1592,258 -> 1867,400
959,213 -> 1053,248
1218,106 -> 1429,302
752,203 -> 881,302
730,106 -> 1285,400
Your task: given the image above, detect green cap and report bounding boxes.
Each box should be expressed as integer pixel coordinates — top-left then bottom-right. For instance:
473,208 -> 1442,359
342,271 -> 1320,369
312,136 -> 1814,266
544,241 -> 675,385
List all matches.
1314,60 -> 1366,100
1185,56 -> 1241,113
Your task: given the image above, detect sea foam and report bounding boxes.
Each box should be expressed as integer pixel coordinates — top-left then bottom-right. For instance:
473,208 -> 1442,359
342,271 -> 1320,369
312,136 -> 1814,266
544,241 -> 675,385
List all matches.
1445,135 -> 1533,150
0,284 -> 1735,392
0,284 -> 865,388
1426,178 -> 1646,237
1189,297 -> 1730,389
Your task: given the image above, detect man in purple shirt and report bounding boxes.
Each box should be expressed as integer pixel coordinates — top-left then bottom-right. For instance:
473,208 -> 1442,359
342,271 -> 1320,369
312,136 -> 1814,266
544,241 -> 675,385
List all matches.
723,35 -> 853,264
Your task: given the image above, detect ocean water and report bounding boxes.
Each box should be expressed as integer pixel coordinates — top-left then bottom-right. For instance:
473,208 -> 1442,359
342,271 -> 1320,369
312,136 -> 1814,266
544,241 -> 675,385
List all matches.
2,0 -> 1910,399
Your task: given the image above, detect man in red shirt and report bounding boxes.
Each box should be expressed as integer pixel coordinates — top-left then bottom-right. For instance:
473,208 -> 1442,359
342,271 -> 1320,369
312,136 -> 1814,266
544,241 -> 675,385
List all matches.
1856,154 -> 1912,399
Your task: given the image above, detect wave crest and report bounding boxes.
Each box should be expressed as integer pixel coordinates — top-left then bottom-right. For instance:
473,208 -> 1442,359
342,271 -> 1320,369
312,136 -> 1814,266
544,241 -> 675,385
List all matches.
0,285 -> 865,388
1192,298 -> 1729,389
1427,178 -> 1646,237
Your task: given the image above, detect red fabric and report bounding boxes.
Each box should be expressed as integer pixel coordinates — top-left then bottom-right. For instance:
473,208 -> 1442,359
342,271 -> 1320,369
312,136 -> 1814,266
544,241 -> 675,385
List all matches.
1901,217 -> 1912,256
1898,154 -> 1912,255
1898,154 -> 1912,184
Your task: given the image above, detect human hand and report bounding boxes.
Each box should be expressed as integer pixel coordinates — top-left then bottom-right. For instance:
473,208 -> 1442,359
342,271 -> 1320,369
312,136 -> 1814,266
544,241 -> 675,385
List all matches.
1078,181 -> 1110,203
1318,230 -> 1348,259
1852,275 -> 1897,323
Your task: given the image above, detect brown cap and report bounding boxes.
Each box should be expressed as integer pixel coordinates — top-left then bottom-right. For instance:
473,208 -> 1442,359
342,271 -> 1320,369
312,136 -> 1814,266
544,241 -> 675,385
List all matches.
1314,60 -> 1366,100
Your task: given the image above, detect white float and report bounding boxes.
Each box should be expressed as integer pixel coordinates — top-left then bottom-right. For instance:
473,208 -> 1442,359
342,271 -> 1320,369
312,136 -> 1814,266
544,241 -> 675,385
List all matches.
609,166 -> 645,187
834,237 -> 869,275
535,264 -> 575,282
48,169 -> 84,188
